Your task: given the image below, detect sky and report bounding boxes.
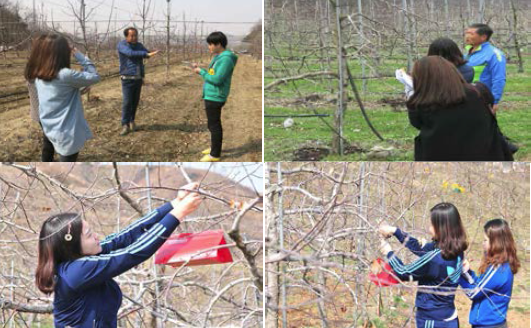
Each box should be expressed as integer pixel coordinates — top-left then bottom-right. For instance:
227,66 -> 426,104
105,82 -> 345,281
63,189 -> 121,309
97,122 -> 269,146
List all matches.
111,162 -> 264,193
182,162 -> 263,193
15,0 -> 262,35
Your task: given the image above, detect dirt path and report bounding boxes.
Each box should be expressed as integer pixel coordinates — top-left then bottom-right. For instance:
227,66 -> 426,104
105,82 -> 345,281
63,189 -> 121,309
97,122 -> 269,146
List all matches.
0,55 -> 262,162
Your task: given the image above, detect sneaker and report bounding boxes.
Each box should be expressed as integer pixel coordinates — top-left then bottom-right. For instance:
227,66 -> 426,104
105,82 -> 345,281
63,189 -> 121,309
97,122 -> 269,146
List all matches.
129,122 -> 136,132
200,154 -> 220,162
201,148 -> 211,155
120,125 -> 130,136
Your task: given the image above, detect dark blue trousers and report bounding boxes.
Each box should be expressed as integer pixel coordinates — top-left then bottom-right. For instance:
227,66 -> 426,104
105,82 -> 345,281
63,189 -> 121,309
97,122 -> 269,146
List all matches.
121,79 -> 143,126
416,317 -> 459,328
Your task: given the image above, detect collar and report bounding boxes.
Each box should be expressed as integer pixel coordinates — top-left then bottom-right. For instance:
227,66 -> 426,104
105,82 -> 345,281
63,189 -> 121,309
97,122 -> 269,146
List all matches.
465,41 -> 489,54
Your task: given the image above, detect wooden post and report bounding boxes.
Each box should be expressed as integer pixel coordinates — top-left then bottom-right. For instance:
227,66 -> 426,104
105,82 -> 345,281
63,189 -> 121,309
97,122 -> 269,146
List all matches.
444,0 -> 449,36
277,163 -> 288,328
357,0 -> 367,92
403,0 -> 412,71
331,0 -> 347,155
166,0 -> 171,83
510,0 -> 524,73
265,163 -> 279,328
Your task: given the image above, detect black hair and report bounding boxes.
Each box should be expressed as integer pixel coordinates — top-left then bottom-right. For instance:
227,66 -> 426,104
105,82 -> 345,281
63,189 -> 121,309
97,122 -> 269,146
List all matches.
427,38 -> 467,67
36,213 -> 83,294
206,31 -> 228,48
124,27 -> 138,38
469,23 -> 493,41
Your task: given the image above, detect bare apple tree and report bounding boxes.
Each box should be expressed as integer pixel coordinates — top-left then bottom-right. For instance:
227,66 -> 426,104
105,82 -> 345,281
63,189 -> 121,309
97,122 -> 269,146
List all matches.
0,162 -> 263,327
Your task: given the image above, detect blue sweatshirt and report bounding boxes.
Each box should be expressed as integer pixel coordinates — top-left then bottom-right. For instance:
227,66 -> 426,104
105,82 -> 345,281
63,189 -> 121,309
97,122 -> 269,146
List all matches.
117,40 -> 150,77
459,263 -> 513,327
464,42 -> 506,104
53,203 -> 179,328
386,229 -> 463,321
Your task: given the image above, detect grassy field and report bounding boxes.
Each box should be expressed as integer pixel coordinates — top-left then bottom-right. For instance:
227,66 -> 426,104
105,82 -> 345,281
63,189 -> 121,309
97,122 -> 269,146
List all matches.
264,51 -> 531,162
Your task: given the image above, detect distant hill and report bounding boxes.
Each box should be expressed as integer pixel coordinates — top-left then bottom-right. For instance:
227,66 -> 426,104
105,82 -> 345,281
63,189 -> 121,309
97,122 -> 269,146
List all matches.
241,21 -> 262,57
0,163 -> 263,239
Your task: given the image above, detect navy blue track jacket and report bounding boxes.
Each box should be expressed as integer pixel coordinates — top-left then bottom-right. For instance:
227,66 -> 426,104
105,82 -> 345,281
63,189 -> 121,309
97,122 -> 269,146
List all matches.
53,202 -> 178,328
386,229 -> 463,321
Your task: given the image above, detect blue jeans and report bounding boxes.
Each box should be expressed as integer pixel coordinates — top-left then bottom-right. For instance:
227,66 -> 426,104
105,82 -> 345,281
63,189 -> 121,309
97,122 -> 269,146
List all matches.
121,79 -> 143,126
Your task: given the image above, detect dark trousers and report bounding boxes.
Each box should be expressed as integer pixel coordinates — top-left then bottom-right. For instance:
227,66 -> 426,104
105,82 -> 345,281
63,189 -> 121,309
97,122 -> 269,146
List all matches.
416,317 -> 459,328
204,100 -> 225,158
41,127 -> 79,162
121,79 -> 143,126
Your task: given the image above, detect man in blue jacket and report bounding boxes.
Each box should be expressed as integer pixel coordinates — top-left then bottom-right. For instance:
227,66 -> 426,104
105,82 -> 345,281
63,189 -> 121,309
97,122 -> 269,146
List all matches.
117,27 -> 159,135
464,23 -> 506,114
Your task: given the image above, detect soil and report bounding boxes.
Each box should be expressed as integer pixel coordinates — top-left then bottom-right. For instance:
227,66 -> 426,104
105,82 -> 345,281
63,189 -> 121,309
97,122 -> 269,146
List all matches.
0,55 -> 262,162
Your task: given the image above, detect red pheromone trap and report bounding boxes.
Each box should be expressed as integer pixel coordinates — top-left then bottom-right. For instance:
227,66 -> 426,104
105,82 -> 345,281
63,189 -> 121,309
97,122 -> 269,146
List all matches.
368,258 -> 399,287
155,230 -> 233,267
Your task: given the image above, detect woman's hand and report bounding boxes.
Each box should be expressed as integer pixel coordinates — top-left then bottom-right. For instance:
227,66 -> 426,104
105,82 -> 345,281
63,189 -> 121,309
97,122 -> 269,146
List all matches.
174,182 -> 200,203
379,240 -> 392,256
170,192 -> 202,221
379,224 -> 397,238
462,259 -> 470,273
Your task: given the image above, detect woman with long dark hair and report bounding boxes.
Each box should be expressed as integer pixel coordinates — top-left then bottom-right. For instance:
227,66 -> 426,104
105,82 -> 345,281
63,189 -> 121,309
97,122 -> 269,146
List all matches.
427,37 -> 474,83
406,56 -> 511,161
379,202 -> 468,328
460,219 -> 520,328
26,34 -> 48,125
36,182 -> 201,327
24,33 -> 100,162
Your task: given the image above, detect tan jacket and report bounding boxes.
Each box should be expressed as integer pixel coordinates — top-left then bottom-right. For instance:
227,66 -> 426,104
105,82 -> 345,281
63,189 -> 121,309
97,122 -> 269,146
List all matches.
27,81 -> 39,122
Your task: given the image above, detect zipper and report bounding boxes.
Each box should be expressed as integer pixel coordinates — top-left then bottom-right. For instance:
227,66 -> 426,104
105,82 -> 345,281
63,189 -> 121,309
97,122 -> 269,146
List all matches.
475,301 -> 482,322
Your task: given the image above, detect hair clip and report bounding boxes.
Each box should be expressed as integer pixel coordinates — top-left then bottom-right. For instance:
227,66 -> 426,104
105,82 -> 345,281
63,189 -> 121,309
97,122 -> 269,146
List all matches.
64,223 -> 72,241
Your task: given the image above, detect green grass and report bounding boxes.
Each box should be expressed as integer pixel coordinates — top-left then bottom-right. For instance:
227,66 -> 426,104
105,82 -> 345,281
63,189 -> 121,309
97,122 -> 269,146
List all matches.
265,52 -> 531,161
265,106 -> 415,161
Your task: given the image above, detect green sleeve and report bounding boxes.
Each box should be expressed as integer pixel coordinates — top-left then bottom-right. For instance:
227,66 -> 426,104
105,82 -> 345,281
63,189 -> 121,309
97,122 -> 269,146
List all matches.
199,57 -> 235,86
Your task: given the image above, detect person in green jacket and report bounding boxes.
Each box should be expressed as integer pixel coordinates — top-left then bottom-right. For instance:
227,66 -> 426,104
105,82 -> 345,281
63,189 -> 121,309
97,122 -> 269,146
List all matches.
192,31 -> 238,162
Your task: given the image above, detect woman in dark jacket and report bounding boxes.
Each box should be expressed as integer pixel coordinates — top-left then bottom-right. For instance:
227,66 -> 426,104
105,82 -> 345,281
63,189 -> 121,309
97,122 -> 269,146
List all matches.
428,37 -> 474,83
35,182 -> 202,328
407,56 -> 512,161
379,203 -> 468,328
